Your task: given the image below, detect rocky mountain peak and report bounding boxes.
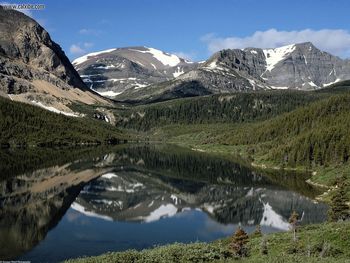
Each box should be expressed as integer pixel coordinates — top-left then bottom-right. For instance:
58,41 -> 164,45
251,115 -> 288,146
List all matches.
72,46 -> 198,97
0,6 -> 86,90
0,7 -> 108,115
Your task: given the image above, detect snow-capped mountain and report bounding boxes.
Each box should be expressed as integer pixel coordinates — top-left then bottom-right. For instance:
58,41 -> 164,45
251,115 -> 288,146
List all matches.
197,42 -> 350,90
111,42 -> 350,102
72,46 -> 198,97
215,42 -> 350,90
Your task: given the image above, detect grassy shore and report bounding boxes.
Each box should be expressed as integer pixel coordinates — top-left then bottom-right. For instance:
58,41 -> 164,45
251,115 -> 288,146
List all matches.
64,221 -> 350,263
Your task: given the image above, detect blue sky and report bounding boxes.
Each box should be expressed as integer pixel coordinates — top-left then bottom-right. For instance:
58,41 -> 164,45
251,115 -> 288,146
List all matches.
7,0 -> 350,61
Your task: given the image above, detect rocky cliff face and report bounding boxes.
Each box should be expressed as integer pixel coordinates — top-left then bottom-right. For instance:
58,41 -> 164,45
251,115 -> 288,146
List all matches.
0,7 -> 108,115
72,46 -> 198,98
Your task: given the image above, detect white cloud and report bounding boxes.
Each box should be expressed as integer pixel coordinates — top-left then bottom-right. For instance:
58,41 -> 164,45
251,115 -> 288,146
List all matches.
69,42 -> 94,55
202,29 -> 350,58
70,44 -> 84,55
173,51 -> 196,61
79,28 -> 101,36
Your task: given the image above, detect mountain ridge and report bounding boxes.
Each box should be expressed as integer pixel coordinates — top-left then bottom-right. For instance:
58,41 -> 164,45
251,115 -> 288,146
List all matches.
90,42 -> 350,102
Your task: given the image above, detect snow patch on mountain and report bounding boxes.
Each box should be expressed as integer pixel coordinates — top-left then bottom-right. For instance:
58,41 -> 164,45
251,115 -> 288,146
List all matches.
308,81 -> 318,88
31,101 -> 79,117
208,61 -> 217,69
72,48 -> 117,66
92,90 -> 122,97
173,66 -> 184,77
94,65 -> 116,69
134,83 -> 149,89
101,173 -> 118,179
323,78 -> 341,87
130,47 -> 181,67
263,44 -> 296,71
270,85 -> 289,90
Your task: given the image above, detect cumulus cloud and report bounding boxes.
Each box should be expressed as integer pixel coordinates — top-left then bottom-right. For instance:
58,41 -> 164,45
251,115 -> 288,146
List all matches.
69,42 -> 94,55
202,29 -> 350,58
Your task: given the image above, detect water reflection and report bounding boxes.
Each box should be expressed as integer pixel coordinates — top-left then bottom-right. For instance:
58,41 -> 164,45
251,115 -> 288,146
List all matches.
0,144 -> 328,262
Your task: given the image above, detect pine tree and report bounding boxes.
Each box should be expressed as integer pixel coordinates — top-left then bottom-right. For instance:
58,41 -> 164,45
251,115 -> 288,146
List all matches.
251,224 -> 262,238
229,227 -> 249,257
328,176 -> 350,222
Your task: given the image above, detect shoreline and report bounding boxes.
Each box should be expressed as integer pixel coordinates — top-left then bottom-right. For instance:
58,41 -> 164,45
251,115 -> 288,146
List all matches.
178,142 -> 334,202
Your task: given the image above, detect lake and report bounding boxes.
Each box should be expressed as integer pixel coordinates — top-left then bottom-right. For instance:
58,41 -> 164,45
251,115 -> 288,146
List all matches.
0,144 -> 328,263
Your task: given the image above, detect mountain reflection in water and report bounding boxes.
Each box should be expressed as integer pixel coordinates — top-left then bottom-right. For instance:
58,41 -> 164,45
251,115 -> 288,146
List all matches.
0,144 -> 328,263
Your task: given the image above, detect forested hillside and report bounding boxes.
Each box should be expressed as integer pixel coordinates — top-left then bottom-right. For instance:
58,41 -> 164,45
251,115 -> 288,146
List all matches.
115,83 -> 350,171
0,97 -> 127,147
216,93 -> 350,168
116,90 -> 328,131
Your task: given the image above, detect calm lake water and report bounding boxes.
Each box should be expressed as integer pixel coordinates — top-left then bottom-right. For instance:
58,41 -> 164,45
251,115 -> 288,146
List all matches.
0,144 -> 328,263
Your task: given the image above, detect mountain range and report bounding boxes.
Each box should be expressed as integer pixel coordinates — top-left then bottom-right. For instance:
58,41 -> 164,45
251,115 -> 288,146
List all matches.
1,6 -> 350,113
72,42 -> 350,103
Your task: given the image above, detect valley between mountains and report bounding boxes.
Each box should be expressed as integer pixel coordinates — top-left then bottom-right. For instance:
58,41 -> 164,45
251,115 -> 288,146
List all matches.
1,5 -> 350,263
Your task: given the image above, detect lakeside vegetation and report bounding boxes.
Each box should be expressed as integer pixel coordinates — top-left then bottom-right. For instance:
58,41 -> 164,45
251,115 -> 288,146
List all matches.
64,221 -> 350,263
0,96 -> 128,147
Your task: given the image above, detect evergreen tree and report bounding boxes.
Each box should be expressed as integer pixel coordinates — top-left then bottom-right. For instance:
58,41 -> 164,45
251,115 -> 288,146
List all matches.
328,176 -> 350,222
251,224 -> 262,238
229,227 -> 249,257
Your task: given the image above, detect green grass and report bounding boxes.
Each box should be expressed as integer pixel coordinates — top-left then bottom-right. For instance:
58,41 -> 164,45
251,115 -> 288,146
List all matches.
64,221 -> 350,263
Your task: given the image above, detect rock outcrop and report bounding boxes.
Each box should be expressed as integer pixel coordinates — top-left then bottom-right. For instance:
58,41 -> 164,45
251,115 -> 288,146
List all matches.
0,6 -> 109,114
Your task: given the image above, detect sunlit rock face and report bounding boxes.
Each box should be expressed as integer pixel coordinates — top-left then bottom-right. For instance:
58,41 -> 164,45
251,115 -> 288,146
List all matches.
0,7 -> 108,115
